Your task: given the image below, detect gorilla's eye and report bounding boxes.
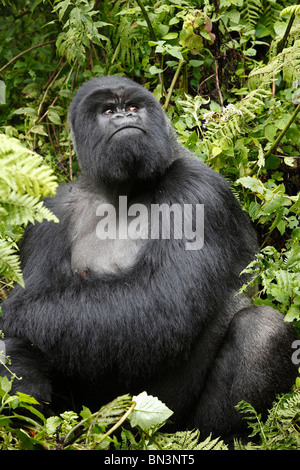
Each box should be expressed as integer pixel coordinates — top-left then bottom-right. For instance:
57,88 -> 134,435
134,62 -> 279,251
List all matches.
128,105 -> 138,112
104,108 -> 115,115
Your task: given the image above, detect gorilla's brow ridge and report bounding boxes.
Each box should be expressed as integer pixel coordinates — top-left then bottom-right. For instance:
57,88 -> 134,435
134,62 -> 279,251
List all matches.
85,87 -> 155,109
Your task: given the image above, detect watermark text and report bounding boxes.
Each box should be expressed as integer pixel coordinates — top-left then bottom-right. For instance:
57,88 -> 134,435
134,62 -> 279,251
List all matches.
96,196 -> 204,251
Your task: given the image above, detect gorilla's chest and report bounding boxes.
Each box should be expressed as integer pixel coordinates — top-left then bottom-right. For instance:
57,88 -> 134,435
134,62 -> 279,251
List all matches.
70,195 -> 148,275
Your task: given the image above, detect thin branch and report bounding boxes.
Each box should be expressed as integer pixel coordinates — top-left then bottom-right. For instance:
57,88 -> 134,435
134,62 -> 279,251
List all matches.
111,41 -> 120,65
214,58 -> 224,109
135,0 -> 157,41
46,116 -> 57,157
43,57 -> 64,91
27,65 -> 73,137
272,74 -> 276,99
0,40 -> 56,74
96,401 -> 136,446
264,101 -> 300,160
91,41 -> 100,64
197,73 -> 216,93
61,401 -> 136,450
38,61 -> 66,116
163,59 -> 185,110
26,95 -> 59,136
277,0 -> 300,54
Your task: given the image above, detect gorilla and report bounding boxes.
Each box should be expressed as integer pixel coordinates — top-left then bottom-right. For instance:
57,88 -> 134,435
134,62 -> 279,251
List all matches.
0,76 -> 297,439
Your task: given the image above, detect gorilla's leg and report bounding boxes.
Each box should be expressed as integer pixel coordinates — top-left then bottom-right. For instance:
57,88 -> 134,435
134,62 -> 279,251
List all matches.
0,338 -> 52,406
193,306 -> 298,439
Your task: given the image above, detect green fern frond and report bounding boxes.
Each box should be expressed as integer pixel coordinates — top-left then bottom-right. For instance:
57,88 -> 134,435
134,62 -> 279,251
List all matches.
280,5 -> 300,18
1,193 -> 58,226
0,134 -> 58,285
274,270 -> 296,294
241,0 -> 263,28
116,18 -> 146,71
158,429 -> 227,450
194,432 -> 227,450
249,41 -> 300,87
0,134 -> 58,198
239,243 -> 300,316
261,0 -> 282,29
236,391 -> 300,450
203,86 -> 271,145
0,238 -> 24,286
274,391 -> 300,419
119,428 -> 139,449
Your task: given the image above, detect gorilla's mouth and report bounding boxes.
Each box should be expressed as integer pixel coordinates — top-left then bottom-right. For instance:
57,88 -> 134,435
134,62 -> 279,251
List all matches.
109,126 -> 146,140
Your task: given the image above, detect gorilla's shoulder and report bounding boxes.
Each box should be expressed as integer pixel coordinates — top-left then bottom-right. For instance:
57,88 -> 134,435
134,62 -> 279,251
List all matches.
43,181 -> 82,217
164,151 -> 231,194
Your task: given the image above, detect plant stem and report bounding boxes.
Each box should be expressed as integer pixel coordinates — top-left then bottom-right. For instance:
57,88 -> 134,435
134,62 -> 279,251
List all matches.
111,41 -> 120,64
0,41 -> 56,74
37,62 -> 66,116
135,0 -> 157,42
164,59 -> 185,110
277,0 -> 300,54
214,58 -> 224,109
61,401 -> 135,449
96,401 -> 137,445
264,101 -> 300,160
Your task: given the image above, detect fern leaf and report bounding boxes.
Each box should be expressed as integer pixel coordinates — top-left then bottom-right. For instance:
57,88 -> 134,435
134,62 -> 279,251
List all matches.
116,16 -> 146,71
236,391 -> 300,449
241,0 -> 263,27
0,238 -> 24,286
1,193 -> 58,226
203,85 -> 271,146
195,433 -> 227,450
0,134 -> 58,284
0,134 -> 58,198
157,429 -> 227,450
261,0 -> 282,29
280,5 -> 300,17
249,43 -> 300,86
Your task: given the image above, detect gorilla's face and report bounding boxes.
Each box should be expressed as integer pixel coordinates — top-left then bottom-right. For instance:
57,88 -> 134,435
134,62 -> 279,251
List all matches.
69,76 -> 174,184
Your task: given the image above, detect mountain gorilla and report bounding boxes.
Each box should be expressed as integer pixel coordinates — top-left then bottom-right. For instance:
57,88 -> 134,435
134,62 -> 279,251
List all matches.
0,76 -> 297,439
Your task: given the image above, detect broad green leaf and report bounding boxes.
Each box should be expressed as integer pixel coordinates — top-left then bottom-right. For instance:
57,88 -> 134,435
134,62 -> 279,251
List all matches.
236,176 -> 265,195
162,32 -> 178,40
13,107 -> 37,117
0,376 -> 12,396
45,416 -> 63,436
149,65 -> 163,75
189,59 -> 204,67
128,391 -> 173,431
212,146 -> 222,157
17,392 -> 40,405
48,109 -> 62,125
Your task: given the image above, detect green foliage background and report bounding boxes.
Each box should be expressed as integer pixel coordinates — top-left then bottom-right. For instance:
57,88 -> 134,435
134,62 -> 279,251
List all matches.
0,0 -> 299,451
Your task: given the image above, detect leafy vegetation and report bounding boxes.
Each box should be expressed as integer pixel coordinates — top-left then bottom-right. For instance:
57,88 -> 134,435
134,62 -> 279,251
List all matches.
0,379 -> 227,450
236,390 -> 300,450
0,0 -> 299,451
0,134 -> 58,287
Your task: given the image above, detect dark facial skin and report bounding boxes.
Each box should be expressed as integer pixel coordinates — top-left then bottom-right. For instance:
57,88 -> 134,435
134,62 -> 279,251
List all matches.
99,102 -> 147,142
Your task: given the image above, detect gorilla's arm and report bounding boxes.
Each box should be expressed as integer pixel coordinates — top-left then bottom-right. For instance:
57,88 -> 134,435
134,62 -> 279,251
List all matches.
1,157 -> 257,380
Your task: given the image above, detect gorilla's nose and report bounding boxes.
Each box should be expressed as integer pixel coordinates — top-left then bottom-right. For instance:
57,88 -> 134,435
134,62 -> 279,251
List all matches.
111,113 -> 140,127
112,112 -> 135,120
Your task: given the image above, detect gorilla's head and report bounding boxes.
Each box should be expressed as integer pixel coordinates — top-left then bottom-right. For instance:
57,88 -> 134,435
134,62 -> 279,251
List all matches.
69,76 -> 174,184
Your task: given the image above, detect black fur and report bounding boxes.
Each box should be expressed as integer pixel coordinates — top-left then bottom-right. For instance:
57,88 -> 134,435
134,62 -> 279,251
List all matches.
0,76 -> 297,439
